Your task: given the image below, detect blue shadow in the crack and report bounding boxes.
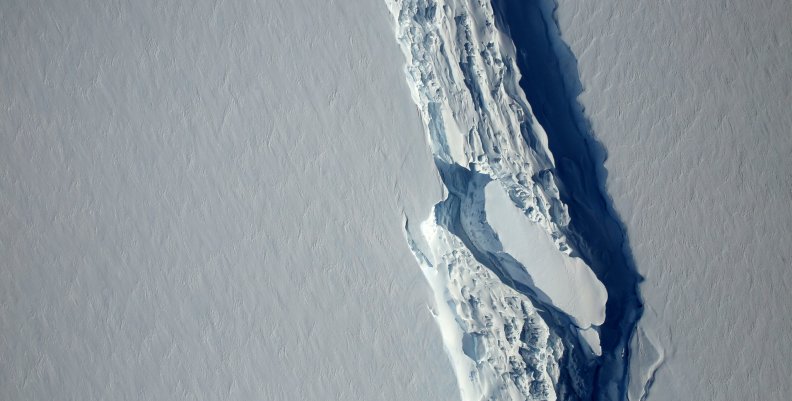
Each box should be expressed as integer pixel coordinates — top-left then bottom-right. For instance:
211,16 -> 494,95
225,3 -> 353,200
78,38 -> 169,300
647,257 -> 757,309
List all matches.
491,0 -> 644,399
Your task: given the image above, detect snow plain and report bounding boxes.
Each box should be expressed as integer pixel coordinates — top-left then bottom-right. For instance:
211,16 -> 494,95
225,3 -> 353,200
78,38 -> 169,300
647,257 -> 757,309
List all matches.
0,0 -> 460,400
552,0 -> 792,400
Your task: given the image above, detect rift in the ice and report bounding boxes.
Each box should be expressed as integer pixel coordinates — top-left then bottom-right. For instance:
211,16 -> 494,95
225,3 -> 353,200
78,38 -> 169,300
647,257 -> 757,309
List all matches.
387,0 -> 644,398
492,0 -> 644,399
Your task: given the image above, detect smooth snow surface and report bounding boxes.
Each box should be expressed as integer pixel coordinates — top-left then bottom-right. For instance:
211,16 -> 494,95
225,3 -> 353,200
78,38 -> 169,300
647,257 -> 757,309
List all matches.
553,0 -> 792,400
0,1 -> 460,400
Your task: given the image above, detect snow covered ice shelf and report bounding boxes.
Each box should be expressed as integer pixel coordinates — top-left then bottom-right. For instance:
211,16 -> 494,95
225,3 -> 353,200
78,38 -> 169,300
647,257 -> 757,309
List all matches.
4,0 -> 784,399
0,0 -> 460,400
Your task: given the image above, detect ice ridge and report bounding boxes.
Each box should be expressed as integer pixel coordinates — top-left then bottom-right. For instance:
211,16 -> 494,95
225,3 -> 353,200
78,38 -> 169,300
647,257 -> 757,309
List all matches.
385,0 -> 638,399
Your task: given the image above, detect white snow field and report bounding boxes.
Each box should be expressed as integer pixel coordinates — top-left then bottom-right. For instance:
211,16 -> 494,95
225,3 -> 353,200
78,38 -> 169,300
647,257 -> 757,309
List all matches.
0,0 -> 460,400
553,0 -> 792,400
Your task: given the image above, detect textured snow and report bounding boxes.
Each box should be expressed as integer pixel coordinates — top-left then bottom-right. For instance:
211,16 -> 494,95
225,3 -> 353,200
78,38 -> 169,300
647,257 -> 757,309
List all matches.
553,0 -> 792,400
0,0 -> 461,400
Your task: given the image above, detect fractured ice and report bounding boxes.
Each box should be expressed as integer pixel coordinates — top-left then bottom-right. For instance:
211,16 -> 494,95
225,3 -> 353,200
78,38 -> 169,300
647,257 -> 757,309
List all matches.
386,0 -> 642,399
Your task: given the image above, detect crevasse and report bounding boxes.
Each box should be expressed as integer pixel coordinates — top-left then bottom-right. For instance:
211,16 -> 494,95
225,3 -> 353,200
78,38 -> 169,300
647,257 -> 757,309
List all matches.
386,0 -> 637,400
